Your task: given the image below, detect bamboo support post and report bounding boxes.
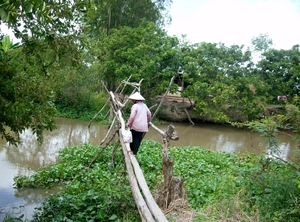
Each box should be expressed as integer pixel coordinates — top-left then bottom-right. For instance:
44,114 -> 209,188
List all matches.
148,122 -> 184,209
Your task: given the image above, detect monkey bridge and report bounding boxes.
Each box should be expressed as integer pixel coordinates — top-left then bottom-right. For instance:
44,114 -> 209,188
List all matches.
88,77 -> 185,221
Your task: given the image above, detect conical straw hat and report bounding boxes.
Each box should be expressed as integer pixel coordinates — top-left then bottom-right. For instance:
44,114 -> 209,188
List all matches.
128,92 -> 145,101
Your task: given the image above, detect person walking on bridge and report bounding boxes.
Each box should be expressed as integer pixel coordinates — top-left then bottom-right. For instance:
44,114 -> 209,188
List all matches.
127,92 -> 151,156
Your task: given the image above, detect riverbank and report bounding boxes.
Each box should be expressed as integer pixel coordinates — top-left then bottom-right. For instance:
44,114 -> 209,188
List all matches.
155,94 -> 286,123
55,94 -> 286,125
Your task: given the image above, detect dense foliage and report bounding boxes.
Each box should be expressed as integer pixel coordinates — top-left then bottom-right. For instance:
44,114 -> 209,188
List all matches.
1,0 -> 300,144
0,35 -> 57,145
12,141 -> 299,221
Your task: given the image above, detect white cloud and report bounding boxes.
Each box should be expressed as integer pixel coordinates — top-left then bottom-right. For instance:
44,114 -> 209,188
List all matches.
167,0 -> 300,49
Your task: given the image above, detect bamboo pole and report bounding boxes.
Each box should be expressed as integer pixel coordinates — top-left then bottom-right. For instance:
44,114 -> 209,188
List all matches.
184,108 -> 195,125
151,76 -> 175,122
110,92 -> 168,222
120,137 -> 155,222
88,75 -> 132,128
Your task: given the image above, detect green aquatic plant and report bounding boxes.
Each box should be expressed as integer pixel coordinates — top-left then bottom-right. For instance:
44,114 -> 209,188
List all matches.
13,141 -> 300,221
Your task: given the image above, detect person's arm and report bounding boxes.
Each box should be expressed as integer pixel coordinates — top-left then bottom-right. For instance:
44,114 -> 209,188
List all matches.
147,108 -> 151,122
127,105 -> 137,128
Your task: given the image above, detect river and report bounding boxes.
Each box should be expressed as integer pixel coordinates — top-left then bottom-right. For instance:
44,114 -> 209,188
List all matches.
0,117 -> 298,221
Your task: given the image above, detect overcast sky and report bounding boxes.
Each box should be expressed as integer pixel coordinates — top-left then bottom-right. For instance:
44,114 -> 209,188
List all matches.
166,0 -> 300,49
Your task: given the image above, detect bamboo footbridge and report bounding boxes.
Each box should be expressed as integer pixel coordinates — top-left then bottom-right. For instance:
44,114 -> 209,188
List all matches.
88,77 -> 186,221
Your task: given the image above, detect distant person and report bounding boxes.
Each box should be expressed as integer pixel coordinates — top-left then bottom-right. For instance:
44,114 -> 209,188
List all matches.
126,92 -> 151,156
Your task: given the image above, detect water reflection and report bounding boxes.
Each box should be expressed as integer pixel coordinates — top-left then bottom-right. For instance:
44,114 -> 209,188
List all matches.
0,118 -> 298,221
0,148 -> 38,221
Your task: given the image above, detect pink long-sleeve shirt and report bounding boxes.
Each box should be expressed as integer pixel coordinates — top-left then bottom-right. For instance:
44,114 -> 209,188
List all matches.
127,101 -> 151,132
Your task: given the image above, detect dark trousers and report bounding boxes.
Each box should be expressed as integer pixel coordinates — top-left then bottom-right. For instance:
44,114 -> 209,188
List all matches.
130,130 -> 144,155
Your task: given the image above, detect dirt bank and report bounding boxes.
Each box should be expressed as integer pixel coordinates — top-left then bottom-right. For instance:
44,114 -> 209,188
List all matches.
155,94 -> 285,123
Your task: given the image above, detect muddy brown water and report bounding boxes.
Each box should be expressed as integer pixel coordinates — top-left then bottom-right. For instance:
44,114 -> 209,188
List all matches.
0,117 -> 298,220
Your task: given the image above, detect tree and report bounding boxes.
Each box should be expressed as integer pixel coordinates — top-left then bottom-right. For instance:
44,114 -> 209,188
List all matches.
0,36 -> 56,145
0,0 -> 47,25
0,0 -> 83,39
251,33 -> 273,53
94,21 -> 179,97
181,42 -> 267,122
257,45 -> 300,100
0,0 -> 88,144
83,0 -> 172,38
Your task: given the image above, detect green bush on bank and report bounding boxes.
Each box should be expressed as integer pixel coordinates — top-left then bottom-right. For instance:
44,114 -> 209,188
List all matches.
13,141 -> 300,221
55,103 -> 107,122
54,91 -> 111,122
